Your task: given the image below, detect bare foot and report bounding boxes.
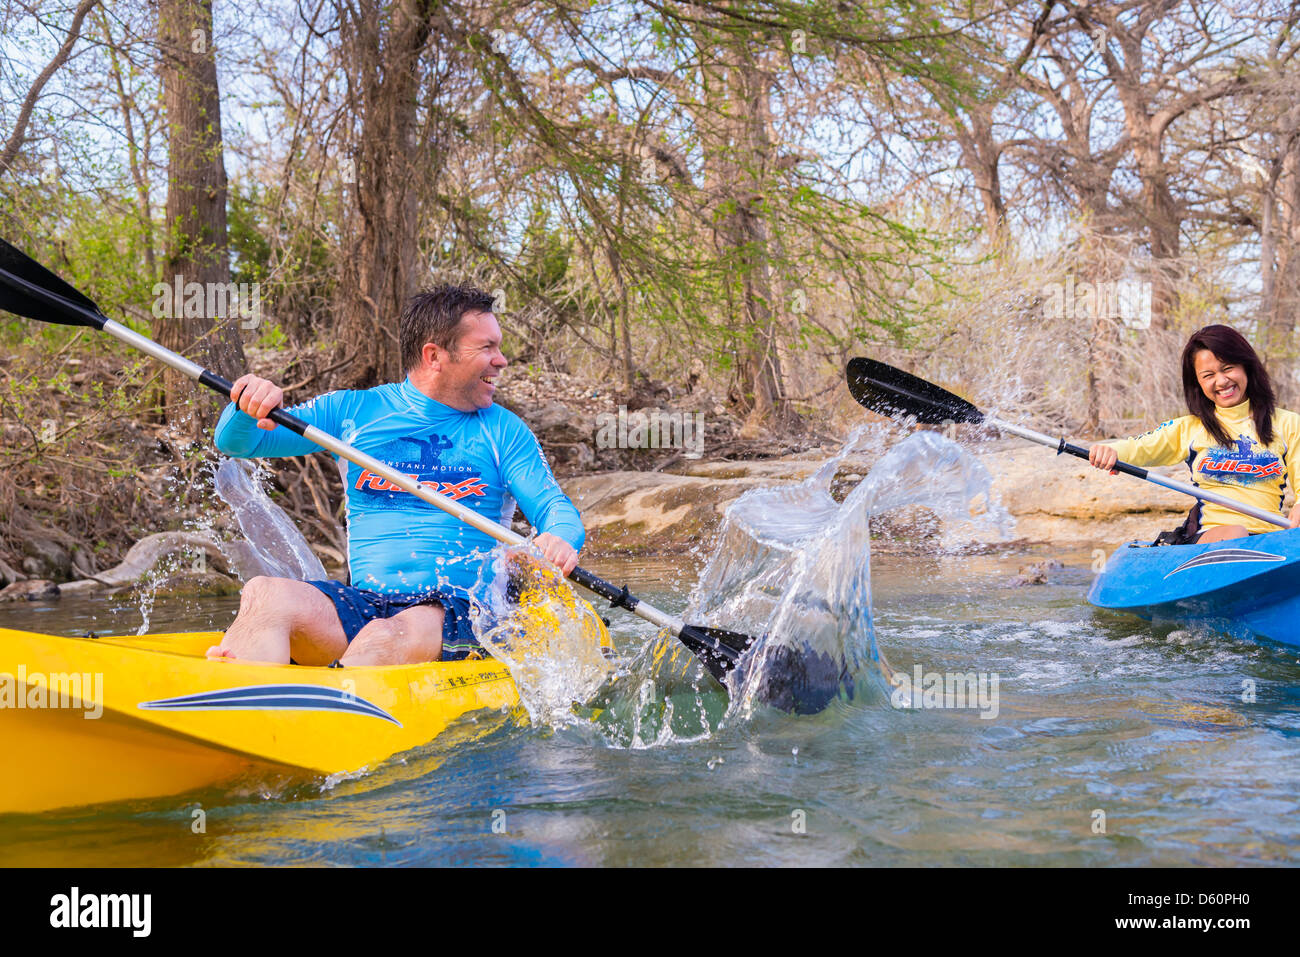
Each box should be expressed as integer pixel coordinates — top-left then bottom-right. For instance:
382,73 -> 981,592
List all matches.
204,633 -> 289,664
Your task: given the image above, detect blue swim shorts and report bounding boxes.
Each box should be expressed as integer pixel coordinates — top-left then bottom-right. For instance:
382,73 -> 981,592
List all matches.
305,580 -> 485,661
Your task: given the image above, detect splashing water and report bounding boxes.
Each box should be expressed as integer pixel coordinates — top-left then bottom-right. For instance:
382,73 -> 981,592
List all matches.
200,432 -> 1005,746
704,428 -> 1012,716
212,455 -> 612,726
585,427 -> 1012,745
133,563 -> 162,636
213,459 -> 328,580
127,460 -> 329,632
467,546 -> 614,728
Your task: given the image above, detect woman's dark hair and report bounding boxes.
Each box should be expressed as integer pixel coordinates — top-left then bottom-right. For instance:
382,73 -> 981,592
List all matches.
1180,324 -> 1276,446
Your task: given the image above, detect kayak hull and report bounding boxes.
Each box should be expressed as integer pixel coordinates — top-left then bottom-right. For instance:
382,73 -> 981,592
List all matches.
2,564 -> 613,815
1087,527 -> 1300,648
0,628 -> 519,814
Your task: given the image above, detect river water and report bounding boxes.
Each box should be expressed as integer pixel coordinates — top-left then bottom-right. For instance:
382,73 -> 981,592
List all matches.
2,436 -> 1298,866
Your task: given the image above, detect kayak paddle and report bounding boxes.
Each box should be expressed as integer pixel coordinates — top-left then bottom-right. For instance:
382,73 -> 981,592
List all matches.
846,356 -> 1290,530
0,238 -> 757,686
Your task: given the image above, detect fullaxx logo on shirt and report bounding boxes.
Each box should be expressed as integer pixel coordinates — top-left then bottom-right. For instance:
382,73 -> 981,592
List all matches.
1198,435 -> 1283,482
353,434 -> 488,503
354,470 -> 488,500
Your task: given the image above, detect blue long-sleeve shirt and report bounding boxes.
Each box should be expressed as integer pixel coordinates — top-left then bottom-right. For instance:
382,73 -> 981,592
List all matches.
214,377 -> 584,597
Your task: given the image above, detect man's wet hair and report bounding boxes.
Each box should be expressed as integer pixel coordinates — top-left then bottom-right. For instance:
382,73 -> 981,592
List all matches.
399,284 -> 496,372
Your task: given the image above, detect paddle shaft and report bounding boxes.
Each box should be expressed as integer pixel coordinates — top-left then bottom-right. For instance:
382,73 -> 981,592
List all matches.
987,414 -> 1290,529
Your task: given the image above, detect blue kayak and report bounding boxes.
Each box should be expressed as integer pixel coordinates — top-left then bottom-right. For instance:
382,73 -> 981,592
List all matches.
1088,527 -> 1300,649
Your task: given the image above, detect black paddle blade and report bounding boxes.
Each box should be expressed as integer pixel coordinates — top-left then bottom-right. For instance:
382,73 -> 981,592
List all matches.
846,357 -> 984,426
678,626 -> 849,714
742,643 -> 854,715
0,238 -> 106,328
675,623 -> 757,683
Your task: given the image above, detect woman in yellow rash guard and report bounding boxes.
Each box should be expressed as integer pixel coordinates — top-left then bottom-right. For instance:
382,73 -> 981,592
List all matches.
1088,324 -> 1300,543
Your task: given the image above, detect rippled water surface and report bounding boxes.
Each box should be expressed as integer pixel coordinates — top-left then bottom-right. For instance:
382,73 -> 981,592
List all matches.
2,548 -> 1297,867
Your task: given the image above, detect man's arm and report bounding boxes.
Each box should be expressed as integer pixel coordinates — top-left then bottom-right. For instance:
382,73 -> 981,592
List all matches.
496,411 -> 584,574
215,374 -> 344,458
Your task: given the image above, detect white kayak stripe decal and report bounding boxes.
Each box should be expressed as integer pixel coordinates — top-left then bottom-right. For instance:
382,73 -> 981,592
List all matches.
138,683 -> 402,726
1165,548 -> 1286,579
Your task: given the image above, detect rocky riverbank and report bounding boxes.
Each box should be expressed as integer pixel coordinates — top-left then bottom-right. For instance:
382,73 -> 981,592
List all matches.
2,430 -> 1204,602
0,342 -> 1215,602
567,437 -> 1194,558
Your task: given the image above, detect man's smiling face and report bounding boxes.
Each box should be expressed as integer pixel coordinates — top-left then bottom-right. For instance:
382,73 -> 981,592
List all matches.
430,310 -> 507,411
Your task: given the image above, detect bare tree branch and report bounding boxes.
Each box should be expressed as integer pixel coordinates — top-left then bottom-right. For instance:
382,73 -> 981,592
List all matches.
0,0 -> 102,179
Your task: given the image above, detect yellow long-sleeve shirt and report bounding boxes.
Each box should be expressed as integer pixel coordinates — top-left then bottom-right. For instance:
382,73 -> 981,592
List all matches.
1109,400 -> 1300,533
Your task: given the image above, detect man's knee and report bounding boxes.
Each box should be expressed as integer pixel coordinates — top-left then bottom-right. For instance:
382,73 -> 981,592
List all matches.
243,572 -> 330,608
346,606 -> 444,664
236,577 -> 332,627
238,575 -> 295,610
352,610 -> 442,647
351,617 -> 397,646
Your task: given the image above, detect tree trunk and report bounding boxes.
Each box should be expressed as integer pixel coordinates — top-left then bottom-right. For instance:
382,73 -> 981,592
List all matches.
611,254 -> 634,394
335,0 -> 434,388
1128,130 -> 1182,331
954,104 -> 1008,250
1274,147 -> 1300,345
1262,104 -> 1300,372
713,44 -> 795,434
158,0 -> 245,434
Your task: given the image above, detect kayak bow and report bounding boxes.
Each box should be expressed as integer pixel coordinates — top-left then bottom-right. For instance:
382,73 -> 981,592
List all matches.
1088,527 -> 1300,648
0,602 -> 610,813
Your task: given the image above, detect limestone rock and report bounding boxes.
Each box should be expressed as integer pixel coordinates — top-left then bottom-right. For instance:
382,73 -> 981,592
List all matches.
524,400 -> 575,432
562,471 -> 775,555
559,438 -> 1215,555
0,579 -> 60,602
127,571 -> 242,599
1006,559 -> 1064,586
978,442 -> 1191,547
20,537 -> 72,580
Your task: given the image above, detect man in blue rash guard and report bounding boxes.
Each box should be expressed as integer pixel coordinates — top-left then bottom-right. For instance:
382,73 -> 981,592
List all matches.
205,284 -> 584,667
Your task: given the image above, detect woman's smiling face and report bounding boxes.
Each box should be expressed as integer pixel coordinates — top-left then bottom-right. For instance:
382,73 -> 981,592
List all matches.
1193,348 -> 1248,408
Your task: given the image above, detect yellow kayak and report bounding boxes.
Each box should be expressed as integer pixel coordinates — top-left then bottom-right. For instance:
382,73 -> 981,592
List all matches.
0,590 -> 610,814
